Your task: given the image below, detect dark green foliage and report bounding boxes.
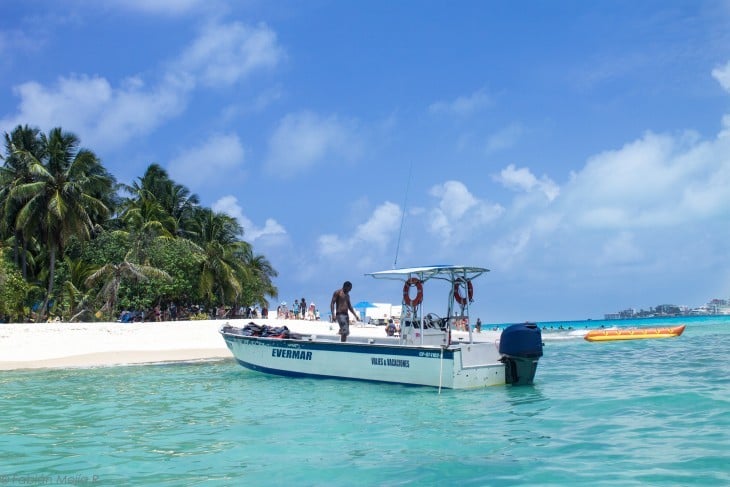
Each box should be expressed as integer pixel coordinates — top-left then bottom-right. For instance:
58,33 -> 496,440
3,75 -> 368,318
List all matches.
0,249 -> 30,322
141,237 -> 205,305
1,125 -> 278,320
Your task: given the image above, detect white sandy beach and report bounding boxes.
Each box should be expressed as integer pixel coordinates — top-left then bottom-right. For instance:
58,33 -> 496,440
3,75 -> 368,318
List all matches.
0,318 -> 501,371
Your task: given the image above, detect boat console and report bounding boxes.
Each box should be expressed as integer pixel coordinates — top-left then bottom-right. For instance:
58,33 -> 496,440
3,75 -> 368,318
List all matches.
400,319 -> 449,346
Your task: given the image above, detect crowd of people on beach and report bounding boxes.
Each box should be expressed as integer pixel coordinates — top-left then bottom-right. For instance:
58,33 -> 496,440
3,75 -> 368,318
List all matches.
82,289 -> 496,332
116,302 -> 271,323
114,297 -> 326,323
275,298 -> 320,320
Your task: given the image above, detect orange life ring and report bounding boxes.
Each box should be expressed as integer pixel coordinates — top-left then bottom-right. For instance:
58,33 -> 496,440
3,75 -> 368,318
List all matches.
403,277 -> 423,307
454,278 -> 474,306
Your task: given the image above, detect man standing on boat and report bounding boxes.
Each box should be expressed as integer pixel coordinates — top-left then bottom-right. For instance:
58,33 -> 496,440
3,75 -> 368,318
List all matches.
331,281 -> 359,342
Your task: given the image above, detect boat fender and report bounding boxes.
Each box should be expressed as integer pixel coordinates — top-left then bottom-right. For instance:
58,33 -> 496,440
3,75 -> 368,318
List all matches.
403,277 -> 423,307
454,278 -> 474,306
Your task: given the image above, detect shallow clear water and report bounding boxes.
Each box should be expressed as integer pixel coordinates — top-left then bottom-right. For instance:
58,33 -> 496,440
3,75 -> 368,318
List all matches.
2,318 -> 728,486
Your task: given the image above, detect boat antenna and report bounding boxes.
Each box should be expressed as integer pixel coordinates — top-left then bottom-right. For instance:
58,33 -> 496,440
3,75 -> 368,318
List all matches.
393,160 -> 413,269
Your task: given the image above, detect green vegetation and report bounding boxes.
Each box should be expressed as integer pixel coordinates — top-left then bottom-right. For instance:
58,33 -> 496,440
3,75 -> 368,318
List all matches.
0,124 -> 278,322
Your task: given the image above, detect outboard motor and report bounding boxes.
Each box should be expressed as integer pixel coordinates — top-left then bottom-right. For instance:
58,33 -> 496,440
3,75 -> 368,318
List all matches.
499,323 -> 543,385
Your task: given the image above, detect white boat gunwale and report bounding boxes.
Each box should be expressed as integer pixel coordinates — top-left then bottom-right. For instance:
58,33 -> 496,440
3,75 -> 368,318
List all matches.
220,328 -> 474,358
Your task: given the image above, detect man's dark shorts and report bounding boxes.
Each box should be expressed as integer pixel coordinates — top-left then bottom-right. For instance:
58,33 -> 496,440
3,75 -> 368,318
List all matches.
336,314 -> 350,337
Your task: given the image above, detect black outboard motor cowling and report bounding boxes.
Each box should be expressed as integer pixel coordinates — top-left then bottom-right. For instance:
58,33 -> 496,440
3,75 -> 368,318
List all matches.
499,323 -> 543,385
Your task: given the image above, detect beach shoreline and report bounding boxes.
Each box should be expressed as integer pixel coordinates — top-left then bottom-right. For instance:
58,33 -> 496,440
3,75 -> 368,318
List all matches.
0,318 -> 502,371
0,349 -> 233,371
0,319 -> 230,371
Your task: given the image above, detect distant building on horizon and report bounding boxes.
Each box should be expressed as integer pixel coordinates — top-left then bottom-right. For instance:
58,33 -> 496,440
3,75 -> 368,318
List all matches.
605,298 -> 730,319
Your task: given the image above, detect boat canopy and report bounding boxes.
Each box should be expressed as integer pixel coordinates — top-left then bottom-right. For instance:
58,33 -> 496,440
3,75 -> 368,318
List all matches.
366,265 -> 489,283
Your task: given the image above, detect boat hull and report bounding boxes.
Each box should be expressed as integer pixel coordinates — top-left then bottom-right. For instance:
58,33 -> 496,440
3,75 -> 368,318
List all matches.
221,330 -> 508,389
584,324 -> 686,342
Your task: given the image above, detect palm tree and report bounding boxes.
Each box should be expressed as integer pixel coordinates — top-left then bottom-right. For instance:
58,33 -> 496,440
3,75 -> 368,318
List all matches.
119,197 -> 176,264
0,246 -> 31,322
11,127 -> 114,320
235,244 -> 278,308
122,163 -> 200,238
191,208 -> 246,307
162,181 -> 200,239
86,260 -> 171,319
0,125 -> 42,278
124,163 -> 170,201
59,256 -> 97,321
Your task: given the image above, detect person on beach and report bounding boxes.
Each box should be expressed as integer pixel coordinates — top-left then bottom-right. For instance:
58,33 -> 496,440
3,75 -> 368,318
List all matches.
386,318 -> 396,336
475,317 -> 482,333
330,281 -> 359,342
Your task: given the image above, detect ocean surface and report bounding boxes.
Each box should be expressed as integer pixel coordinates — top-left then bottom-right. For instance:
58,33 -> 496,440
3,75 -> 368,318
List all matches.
2,316 -> 728,486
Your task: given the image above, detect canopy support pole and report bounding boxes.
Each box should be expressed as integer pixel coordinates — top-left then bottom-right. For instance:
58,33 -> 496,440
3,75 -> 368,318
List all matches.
438,346 -> 444,394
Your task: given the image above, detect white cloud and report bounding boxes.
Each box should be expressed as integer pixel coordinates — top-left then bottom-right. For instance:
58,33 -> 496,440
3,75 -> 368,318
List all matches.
483,126 -> 730,278
212,195 -> 287,243
600,231 -> 643,265
353,202 -> 402,245
427,181 -> 504,243
105,0 -> 209,16
304,62 -> 730,293
429,88 -> 492,116
168,133 -> 246,190
220,85 -> 284,124
176,21 -> 284,87
0,20 -> 282,151
488,228 -> 532,267
266,111 -> 363,176
721,115 -> 730,138
317,234 -> 350,257
0,74 -> 189,151
561,131 -> 723,229
430,180 -> 478,220
485,123 -> 523,153
318,202 -> 401,259
0,28 -> 43,58
712,61 -> 730,93
495,164 -> 560,201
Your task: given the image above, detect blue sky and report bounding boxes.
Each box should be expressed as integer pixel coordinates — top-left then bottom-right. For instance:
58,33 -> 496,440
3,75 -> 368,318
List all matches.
2,1 -> 730,323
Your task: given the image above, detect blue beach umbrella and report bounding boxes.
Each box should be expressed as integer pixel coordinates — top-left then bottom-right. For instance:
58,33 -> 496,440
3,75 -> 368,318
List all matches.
353,301 -> 377,320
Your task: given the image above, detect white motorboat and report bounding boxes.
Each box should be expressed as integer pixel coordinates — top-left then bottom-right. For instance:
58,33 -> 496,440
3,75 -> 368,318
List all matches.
220,265 -> 542,389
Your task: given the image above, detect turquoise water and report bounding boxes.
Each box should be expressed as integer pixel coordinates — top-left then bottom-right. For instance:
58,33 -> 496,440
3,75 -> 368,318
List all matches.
2,317 -> 729,486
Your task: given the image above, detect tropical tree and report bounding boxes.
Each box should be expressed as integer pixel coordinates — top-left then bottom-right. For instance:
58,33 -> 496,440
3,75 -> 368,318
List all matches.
121,163 -> 200,238
190,208 -> 246,307
144,236 -> 205,306
10,127 -> 114,320
236,244 -> 278,308
85,260 -> 171,319
118,197 -> 176,264
56,256 -> 97,321
0,247 -> 30,322
0,124 -> 42,278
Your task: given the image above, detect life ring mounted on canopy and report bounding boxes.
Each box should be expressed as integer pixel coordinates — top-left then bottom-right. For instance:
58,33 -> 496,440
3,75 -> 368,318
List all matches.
403,277 -> 423,307
454,277 -> 474,306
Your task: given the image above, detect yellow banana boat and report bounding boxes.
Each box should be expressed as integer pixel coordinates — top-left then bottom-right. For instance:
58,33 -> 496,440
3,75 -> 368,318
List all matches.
584,324 -> 686,342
